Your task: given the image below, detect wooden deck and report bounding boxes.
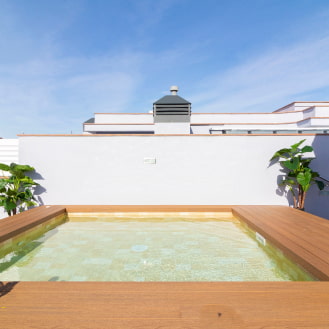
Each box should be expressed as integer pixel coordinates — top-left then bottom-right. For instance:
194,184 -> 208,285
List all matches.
1,282 -> 329,328
233,205 -> 329,280
1,205 -> 329,327
0,205 -> 66,243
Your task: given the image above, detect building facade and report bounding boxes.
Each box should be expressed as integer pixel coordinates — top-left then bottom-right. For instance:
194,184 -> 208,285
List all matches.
83,86 -> 329,135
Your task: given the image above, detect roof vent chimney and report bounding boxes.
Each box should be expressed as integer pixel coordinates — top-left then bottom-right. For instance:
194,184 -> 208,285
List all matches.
170,85 -> 179,95
153,86 -> 191,135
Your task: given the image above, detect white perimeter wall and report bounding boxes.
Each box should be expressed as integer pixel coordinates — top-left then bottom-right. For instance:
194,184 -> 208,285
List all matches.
18,135 -> 329,219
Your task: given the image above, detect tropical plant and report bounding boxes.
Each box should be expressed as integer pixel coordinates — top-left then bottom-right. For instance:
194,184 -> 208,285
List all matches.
270,139 -> 325,210
0,163 -> 39,216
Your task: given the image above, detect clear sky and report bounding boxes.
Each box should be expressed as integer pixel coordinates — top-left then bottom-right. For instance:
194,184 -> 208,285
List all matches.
1,0 -> 329,137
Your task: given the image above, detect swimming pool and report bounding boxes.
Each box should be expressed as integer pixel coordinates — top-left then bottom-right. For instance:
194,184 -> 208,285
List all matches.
0,211 -> 314,281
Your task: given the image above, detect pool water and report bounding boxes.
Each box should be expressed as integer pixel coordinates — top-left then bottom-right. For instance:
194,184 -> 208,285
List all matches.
0,213 -> 314,281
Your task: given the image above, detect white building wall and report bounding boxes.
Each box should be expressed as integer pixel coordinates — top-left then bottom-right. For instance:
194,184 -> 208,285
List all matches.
18,135 -> 329,219
94,113 -> 153,124
302,106 -> 329,119
313,106 -> 329,116
190,112 -> 305,124
94,111 -> 309,125
308,118 -> 329,127
85,105 -> 329,134
94,106 -> 328,125
0,139 -> 19,165
192,123 -> 300,134
154,122 -> 190,134
84,124 -> 154,133
274,102 -> 329,113
0,208 -> 6,219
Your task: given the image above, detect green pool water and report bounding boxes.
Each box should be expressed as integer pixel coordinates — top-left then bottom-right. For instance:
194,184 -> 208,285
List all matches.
0,213 -> 314,281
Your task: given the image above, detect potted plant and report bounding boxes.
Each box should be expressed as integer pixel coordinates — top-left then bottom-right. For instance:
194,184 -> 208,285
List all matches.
270,139 -> 325,210
0,163 -> 39,216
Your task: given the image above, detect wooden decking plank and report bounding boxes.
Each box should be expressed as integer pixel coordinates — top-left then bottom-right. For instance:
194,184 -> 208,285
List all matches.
232,206 -> 329,280
259,206 -> 329,242
232,207 -> 329,278
235,206 -> 329,256
234,206 -> 329,269
232,205 -> 329,246
234,206 -> 329,257
0,206 -> 66,243
1,282 -> 329,328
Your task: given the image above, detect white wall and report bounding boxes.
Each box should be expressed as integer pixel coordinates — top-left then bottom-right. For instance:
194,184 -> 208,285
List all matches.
88,108 -> 329,134
0,139 -> 19,166
18,135 -> 329,219
191,112 -> 305,124
84,124 -> 154,133
154,122 -> 190,134
275,102 -> 329,113
95,113 -> 153,124
95,112 -> 306,124
0,208 -> 7,219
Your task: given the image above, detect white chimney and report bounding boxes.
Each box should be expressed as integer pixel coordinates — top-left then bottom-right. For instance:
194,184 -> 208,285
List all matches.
170,86 -> 179,95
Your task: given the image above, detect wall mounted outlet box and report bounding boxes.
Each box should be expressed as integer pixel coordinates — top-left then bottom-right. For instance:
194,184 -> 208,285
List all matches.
144,157 -> 156,164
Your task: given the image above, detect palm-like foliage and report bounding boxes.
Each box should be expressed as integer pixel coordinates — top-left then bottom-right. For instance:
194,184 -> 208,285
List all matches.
270,139 -> 325,210
0,163 -> 39,216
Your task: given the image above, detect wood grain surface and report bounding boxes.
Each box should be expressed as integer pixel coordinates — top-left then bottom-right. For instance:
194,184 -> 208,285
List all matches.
1,282 -> 329,328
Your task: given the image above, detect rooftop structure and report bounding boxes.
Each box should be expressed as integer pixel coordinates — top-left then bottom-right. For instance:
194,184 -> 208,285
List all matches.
83,87 -> 329,135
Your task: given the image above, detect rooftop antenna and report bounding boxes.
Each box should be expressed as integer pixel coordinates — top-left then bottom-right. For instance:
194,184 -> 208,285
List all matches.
170,85 -> 179,95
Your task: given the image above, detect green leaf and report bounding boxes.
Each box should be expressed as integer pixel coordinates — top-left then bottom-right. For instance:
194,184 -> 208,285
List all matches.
13,164 -> 35,172
25,189 -> 33,197
270,148 -> 291,161
7,189 -> 16,196
282,157 -> 299,170
25,200 -> 37,207
291,139 -> 305,151
21,176 -> 38,185
301,145 -> 313,153
300,158 -> 313,167
311,171 -> 320,178
4,200 -> 17,211
0,163 -> 10,171
0,179 -> 8,189
297,171 -> 312,190
315,180 -> 325,190
280,178 -> 296,187
11,171 -> 24,179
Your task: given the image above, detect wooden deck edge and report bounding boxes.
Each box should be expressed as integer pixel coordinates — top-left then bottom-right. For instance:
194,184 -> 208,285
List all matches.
1,281 -> 329,328
0,206 -> 67,243
232,205 -> 329,281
